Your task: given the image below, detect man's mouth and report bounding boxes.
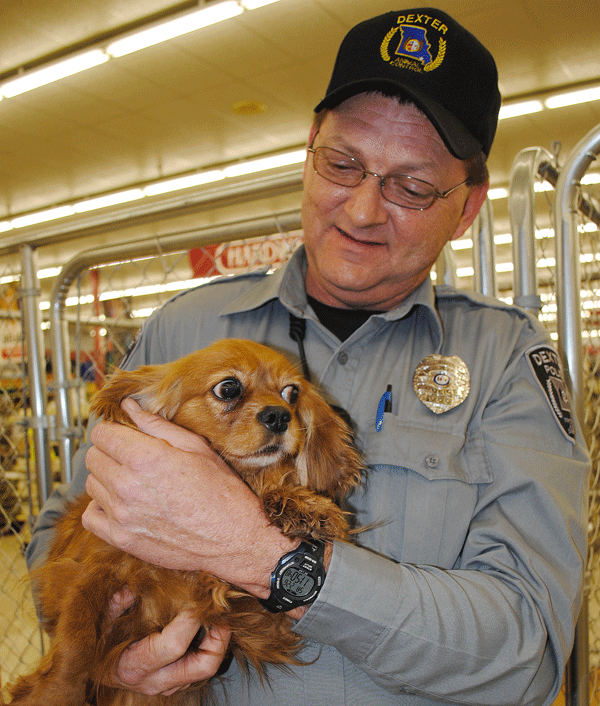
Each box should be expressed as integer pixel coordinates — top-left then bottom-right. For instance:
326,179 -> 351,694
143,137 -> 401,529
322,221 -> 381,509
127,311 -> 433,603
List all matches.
336,227 -> 385,247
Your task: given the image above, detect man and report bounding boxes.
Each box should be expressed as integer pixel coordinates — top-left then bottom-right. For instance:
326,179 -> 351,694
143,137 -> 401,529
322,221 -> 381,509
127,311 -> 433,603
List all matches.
28,8 -> 590,705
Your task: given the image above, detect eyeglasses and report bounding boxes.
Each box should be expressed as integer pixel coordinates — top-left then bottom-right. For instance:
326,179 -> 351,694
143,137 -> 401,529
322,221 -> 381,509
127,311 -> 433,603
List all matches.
307,145 -> 469,211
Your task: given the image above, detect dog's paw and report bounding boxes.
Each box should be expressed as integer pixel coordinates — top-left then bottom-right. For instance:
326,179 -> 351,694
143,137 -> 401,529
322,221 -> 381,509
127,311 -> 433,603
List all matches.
262,488 -> 350,541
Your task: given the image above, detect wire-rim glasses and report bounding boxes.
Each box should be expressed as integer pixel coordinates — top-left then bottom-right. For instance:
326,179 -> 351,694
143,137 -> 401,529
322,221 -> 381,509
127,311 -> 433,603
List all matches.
307,145 -> 469,211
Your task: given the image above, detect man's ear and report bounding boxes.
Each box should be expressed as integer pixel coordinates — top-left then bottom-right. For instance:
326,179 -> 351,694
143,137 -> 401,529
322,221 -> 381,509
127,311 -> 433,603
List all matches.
450,182 -> 489,242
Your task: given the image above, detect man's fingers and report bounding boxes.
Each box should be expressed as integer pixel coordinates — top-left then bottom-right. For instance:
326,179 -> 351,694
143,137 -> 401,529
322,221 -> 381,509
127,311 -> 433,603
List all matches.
120,397 -> 211,454
115,613 -> 231,696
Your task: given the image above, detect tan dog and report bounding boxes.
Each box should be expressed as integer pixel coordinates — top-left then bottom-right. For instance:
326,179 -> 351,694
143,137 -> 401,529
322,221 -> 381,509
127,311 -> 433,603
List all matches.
6,339 -> 363,706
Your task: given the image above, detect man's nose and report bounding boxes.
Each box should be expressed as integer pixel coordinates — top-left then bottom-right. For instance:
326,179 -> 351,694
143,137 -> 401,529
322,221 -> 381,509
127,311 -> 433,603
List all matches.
343,173 -> 389,227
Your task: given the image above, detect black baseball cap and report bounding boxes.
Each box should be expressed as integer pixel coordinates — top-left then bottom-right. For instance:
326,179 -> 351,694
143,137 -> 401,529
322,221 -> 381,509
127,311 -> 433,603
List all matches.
315,8 -> 501,158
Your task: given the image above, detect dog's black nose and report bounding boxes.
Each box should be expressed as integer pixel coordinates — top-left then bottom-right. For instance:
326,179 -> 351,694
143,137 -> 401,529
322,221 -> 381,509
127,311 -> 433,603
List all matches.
257,406 -> 291,433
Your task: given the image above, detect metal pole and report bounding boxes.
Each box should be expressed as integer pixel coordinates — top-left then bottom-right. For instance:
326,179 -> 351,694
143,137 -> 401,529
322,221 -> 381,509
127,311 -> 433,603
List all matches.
555,121 -> 600,706
508,147 -> 553,314
19,244 -> 53,507
472,196 -> 497,297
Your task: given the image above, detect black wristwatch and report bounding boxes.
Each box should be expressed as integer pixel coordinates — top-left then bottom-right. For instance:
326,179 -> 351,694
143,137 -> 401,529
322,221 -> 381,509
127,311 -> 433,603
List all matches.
259,539 -> 326,613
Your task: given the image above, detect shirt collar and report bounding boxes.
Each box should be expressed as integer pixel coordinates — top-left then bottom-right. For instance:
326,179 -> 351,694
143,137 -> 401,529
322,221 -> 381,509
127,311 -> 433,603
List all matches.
219,245 -> 443,345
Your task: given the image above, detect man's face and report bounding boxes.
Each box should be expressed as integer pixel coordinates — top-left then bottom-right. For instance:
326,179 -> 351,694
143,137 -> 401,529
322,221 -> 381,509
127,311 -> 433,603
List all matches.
301,93 -> 488,310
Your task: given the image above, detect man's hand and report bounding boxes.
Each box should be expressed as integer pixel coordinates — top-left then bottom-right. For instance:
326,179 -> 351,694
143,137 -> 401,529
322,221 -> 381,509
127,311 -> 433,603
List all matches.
82,397 -> 297,596
103,589 -> 231,696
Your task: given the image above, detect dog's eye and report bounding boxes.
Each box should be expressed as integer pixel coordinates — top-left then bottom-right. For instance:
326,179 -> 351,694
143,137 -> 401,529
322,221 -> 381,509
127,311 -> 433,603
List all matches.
212,378 -> 243,400
281,384 -> 299,405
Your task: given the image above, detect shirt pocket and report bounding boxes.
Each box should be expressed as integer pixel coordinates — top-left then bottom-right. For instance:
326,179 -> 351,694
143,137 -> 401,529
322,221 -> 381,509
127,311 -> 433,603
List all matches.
353,415 -> 491,567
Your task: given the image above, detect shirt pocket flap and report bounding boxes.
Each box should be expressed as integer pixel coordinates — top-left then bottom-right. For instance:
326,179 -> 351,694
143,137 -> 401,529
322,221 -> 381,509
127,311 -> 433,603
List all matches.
364,414 -> 491,485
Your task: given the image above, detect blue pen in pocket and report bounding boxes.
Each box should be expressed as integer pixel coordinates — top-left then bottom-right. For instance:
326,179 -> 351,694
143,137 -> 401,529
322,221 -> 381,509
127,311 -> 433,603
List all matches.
375,384 -> 393,432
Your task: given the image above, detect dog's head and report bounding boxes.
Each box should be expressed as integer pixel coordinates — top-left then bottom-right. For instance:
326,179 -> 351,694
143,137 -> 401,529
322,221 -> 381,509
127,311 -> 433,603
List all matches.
90,339 -> 362,499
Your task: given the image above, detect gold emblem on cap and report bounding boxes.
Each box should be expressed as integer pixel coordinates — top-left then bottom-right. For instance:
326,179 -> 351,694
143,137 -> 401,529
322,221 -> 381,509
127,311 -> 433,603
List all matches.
413,354 -> 470,414
380,21 -> 446,71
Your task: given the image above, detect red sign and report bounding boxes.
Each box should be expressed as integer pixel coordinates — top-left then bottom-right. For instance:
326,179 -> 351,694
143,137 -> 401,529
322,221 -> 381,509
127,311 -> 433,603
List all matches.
188,232 -> 302,278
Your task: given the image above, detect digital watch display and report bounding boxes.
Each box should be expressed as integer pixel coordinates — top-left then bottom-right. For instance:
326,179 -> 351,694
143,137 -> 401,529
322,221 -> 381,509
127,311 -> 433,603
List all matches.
259,540 -> 326,613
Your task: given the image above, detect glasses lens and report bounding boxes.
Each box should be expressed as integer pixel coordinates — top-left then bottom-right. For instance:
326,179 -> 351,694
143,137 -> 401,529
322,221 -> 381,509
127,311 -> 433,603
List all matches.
383,175 -> 435,209
314,147 -> 364,187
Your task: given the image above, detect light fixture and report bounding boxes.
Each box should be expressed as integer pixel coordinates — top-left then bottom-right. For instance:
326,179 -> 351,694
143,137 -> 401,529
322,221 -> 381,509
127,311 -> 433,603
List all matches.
105,1 -> 244,57
222,149 -> 306,178
11,205 -> 76,228
1,50 -> 108,98
582,173 -> 600,185
38,267 -> 63,279
72,189 -> 145,213
239,0 -> 280,8
498,100 -> 543,120
0,147 -> 305,231
450,238 -> 473,251
143,170 -> 225,196
0,0 -> 280,98
498,83 -> 600,120
544,85 -> 600,109
487,187 -> 508,200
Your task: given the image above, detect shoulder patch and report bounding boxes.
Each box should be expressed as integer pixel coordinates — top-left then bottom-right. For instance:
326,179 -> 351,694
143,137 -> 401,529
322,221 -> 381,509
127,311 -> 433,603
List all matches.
526,345 -> 576,443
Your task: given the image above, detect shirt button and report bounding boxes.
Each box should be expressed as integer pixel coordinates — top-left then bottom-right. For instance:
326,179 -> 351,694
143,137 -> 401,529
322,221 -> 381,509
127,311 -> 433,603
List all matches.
425,454 -> 440,469
337,352 -> 349,365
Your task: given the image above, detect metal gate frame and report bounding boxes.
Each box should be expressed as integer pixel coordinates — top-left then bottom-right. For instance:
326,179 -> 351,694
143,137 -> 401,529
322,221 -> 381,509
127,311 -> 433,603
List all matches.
509,121 -> 600,706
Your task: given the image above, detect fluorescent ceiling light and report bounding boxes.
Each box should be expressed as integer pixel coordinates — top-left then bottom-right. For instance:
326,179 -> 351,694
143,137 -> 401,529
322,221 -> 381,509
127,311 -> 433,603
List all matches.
487,187 -> 508,200
240,0 -> 280,7
106,1 -> 243,57
11,205 -> 75,228
143,170 -> 225,196
37,267 -> 63,279
223,149 -> 306,177
73,189 -> 145,213
451,238 -> 473,251
3,147 -> 303,230
132,308 -> 157,319
498,100 -> 543,120
534,181 -> 553,192
582,173 -> 600,185
545,85 -> 600,109
1,50 -> 108,97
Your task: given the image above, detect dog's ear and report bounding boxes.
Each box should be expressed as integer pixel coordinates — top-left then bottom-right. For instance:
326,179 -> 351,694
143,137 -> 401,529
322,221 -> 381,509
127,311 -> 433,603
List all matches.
89,362 -> 187,426
295,386 -> 363,500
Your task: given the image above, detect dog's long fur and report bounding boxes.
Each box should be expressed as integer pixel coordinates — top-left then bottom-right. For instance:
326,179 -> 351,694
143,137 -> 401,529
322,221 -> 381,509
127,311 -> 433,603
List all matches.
6,339 -> 363,706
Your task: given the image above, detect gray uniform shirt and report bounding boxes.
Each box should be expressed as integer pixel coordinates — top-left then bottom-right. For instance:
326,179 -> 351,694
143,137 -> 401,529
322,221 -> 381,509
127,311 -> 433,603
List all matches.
27,247 -> 590,706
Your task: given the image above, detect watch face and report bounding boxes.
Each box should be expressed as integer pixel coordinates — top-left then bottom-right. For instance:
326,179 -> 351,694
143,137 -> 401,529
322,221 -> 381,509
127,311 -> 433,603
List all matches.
281,567 -> 315,597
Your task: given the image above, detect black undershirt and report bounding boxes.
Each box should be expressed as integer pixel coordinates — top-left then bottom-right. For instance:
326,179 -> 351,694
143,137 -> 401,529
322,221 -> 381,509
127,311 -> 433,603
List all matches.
307,295 -> 379,342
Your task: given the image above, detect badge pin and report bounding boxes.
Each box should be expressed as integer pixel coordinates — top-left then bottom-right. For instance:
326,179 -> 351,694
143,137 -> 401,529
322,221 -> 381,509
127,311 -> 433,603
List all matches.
413,354 -> 470,414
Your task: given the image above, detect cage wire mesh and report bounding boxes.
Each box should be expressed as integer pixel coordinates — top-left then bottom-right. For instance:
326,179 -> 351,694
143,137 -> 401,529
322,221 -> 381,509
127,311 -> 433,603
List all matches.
530,158 -> 600,705
0,267 -> 48,690
579,177 -> 600,701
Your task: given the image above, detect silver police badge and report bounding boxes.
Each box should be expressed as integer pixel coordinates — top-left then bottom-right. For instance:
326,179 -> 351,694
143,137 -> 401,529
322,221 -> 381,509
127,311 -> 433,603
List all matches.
413,354 -> 470,414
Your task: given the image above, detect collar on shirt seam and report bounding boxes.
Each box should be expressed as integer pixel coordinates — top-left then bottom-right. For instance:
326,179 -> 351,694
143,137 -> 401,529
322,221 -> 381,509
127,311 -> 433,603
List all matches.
217,246 -> 444,348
